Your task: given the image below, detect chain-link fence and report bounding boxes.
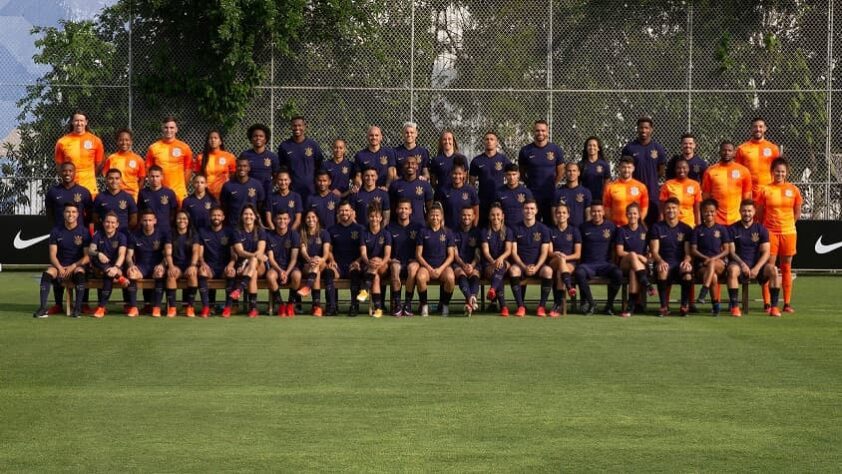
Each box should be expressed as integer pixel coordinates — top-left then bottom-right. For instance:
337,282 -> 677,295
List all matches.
1,0 -> 840,218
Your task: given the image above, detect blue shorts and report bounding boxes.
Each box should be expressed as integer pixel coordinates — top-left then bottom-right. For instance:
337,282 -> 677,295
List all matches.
577,262 -> 620,280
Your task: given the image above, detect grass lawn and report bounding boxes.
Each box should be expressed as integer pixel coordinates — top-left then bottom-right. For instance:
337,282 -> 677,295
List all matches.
0,272 -> 840,471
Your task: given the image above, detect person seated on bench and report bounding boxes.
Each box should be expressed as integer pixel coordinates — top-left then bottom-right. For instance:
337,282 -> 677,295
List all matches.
413,202 -> 456,316
198,206 -> 237,318
481,202 -> 514,317
690,199 -> 731,316
547,203 -> 580,317
88,211 -> 129,318
360,202 -> 392,318
727,199 -> 781,317
230,204 -> 267,318
614,202 -> 652,318
388,198 -> 421,317
328,200 -> 366,316
125,209 -> 169,317
574,202 -> 622,315
34,203 -> 91,318
648,197 -> 694,317
266,211 -> 302,317
298,209 -> 333,317
164,210 -> 200,317
452,205 -> 481,317
509,198 -> 552,317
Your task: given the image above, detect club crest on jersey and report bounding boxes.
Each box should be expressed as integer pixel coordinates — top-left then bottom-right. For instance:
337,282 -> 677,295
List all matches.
576,193 -> 584,203
172,148 -> 182,157
469,237 -> 477,247
248,188 -> 256,198
315,237 -> 322,245
687,186 -> 695,195
305,147 -> 314,158
462,192 -> 469,201
409,230 -> 417,240
284,240 -> 292,249
566,234 -> 573,241
219,157 -> 227,166
342,166 -> 349,175
630,187 -> 640,196
288,201 -> 296,208
785,189 -> 793,197
693,164 -> 701,173
731,170 -> 741,179
650,149 -> 658,159
119,200 -> 127,210
152,240 -> 161,250
546,152 -> 555,161
763,148 -> 772,157
530,232 -> 540,242
640,232 -> 646,240
204,202 -> 212,210
73,235 -> 83,246
378,236 -> 385,245
262,157 -> 271,167
677,232 -> 685,242
602,229 -> 611,239
379,156 -> 388,165
83,140 -> 93,150
415,186 -> 424,196
74,193 -> 82,203
129,160 -> 137,169
351,231 -> 359,240
517,193 -> 526,203
373,196 -> 382,203
111,239 -> 119,248
596,165 -> 604,173
494,162 -> 503,171
439,234 -> 447,243
714,230 -> 721,238
220,236 -> 229,245
751,232 -> 760,242
327,201 -> 336,210
160,195 -> 169,205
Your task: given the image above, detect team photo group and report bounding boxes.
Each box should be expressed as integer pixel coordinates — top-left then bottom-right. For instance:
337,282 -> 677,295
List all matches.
37,111 -> 802,320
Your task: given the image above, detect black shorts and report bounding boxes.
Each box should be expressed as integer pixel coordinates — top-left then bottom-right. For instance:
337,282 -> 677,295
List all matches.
728,262 -> 770,285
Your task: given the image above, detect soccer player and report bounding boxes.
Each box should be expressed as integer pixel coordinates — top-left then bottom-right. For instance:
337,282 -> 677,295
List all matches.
359,203 -> 392,317
648,197 -> 694,317
690,199 -> 731,316
182,174 -> 218,231
145,115 -> 193,204
87,211 -> 129,318
125,209 -> 169,317
328,201 -> 366,315
279,116 -> 324,200
659,156 -> 701,227
665,133 -> 708,182
389,154 -> 433,226
354,125 -> 396,189
93,168 -> 138,232
735,116 -> 781,199
621,117 -> 667,226
430,130 -> 468,198
195,129 -> 236,200
351,167 -> 390,227
553,162 -> 592,228
439,159 -> 479,230
395,122 -> 430,180
198,206 -> 237,317
413,203 -> 456,317
220,157 -> 266,226
548,204 -> 581,317
509,199 -> 552,317
240,123 -> 280,202
702,141 -> 752,225
138,165 -> 178,234
497,163 -> 534,228
229,205 -> 267,318
452,206 -> 481,316
388,198 -> 421,317
756,158 -> 802,313
480,203 -> 514,316
297,209 -> 333,317
164,210 -> 200,317
321,138 -> 354,198
574,202 -> 623,315
265,168 -> 303,231
602,156 -> 649,226
614,203 -> 652,318
265,211 -> 302,317
727,199 -> 781,317
518,120 -> 565,223
46,162 -> 93,228
33,203 -> 91,318
306,170 -> 341,229
102,128 -> 145,201
470,131 -> 511,226
579,136 -> 611,205
54,110 -> 104,199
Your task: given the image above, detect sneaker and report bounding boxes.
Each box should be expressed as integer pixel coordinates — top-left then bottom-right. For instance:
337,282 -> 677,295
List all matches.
313,305 -> 323,317
296,286 -> 311,297
420,304 -> 429,317
185,307 -> 196,318
348,303 -> 359,317
567,286 -> 577,298
697,287 -> 709,305
276,304 -> 286,317
515,306 -> 526,318
248,308 -> 259,318
769,306 -> 782,318
712,303 -> 721,317
679,305 -> 689,317
500,306 -> 510,317
620,308 -> 631,318
393,303 -> 404,317
221,306 -> 232,318
287,303 -> 296,317
151,307 -> 162,318
115,276 -> 130,288
536,306 -> 546,318
783,304 -> 795,314
357,289 -> 369,302
730,306 -> 742,318
440,305 -> 449,317
229,288 -> 242,301
580,301 -> 594,316
464,303 -> 473,317
549,305 -> 561,318
127,306 -> 139,318
33,307 -> 49,319
658,306 -> 669,318
373,308 -> 383,318
166,307 -> 177,318
602,305 -> 615,316
93,306 -> 106,318
200,306 -> 210,318
402,304 -> 414,317
486,287 -> 496,301
47,304 -> 63,315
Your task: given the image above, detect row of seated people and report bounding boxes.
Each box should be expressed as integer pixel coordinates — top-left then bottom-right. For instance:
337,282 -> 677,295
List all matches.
33,192 -> 781,319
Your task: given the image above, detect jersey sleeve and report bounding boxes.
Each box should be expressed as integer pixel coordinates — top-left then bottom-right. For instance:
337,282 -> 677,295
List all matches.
54,139 -> 64,165
741,172 -> 753,197
658,183 -> 669,202
94,136 -> 105,167
701,172 -> 712,194
572,227 -> 582,243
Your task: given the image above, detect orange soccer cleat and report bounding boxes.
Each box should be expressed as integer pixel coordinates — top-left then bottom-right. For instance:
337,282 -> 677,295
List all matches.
166,306 -> 177,318
93,306 -> 106,318
515,306 -> 526,318
151,307 -> 162,318
185,306 -> 196,318
126,306 -> 139,318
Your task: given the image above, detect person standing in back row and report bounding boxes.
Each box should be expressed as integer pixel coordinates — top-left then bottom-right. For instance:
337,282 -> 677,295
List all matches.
735,116 -> 780,199
621,117 -> 667,227
145,116 -> 193,205
54,110 -> 105,200
518,120 -> 565,224
470,131 -> 510,227
279,116 -> 324,201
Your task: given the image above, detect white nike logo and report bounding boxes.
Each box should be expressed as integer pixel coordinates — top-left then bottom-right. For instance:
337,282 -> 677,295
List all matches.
14,231 -> 50,250
814,236 -> 842,254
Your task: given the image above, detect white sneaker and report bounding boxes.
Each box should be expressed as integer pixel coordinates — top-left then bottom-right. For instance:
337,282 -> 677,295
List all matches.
420,304 -> 429,317
469,295 -> 478,311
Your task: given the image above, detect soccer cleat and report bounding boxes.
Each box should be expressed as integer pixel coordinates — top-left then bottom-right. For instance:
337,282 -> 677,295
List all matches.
420,304 -> 429,317
151,307 -> 162,318
769,306 -> 782,318
464,303 -> 472,317
470,295 -> 478,311
93,306 -> 106,318
200,306 -> 210,318
515,306 -> 526,318
580,301 -> 594,316
730,306 -> 742,318
221,306 -> 232,318
536,306 -> 546,318
658,306 -> 669,318
296,286 -> 311,297
286,303 -> 296,317
372,308 -> 383,318
500,306 -> 510,317
248,308 -> 259,318
185,307 -> 196,318
33,307 -> 49,319
47,304 -> 63,315
620,308 -> 631,318
348,303 -> 359,317
567,286 -> 577,298
229,288 -> 242,301
277,304 -> 286,317
679,305 -> 689,317
402,304 -> 414,317
712,303 -> 721,317
126,306 -> 139,318
393,304 -> 404,317
486,287 -> 496,301
440,305 -> 449,317
783,304 -> 795,314
357,289 -> 369,302
312,305 -> 323,317
549,305 -> 561,318
115,276 -> 130,288
166,307 -> 177,318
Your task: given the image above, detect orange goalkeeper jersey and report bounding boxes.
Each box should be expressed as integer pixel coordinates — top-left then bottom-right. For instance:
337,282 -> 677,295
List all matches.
602,177 -> 649,226
54,131 -> 105,197
103,151 -> 146,201
659,177 -> 701,228
757,182 -> 802,234
735,139 -> 780,197
701,161 -> 752,225
145,139 -> 193,203
194,150 -> 237,199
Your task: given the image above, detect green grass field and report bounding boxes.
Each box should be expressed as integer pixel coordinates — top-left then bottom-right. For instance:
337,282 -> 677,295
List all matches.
1,272 -> 840,471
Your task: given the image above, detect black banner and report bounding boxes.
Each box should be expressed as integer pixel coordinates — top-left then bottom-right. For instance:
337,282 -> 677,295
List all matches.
1,216 -> 841,269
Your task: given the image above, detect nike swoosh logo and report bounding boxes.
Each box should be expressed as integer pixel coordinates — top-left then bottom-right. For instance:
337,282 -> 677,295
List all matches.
14,231 -> 50,250
815,236 -> 842,254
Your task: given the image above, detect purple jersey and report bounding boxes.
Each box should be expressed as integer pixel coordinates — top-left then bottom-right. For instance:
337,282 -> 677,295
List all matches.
388,221 -> 421,265
279,137 -> 324,198
305,192 -> 340,229
171,230 -> 199,268
550,225 -> 581,257
351,187 -> 390,227
268,191 -> 303,221
648,221 -> 693,265
553,185 -> 592,228
481,226 -> 515,261
579,158 -> 611,202
131,228 -> 169,268
321,159 -> 354,194
440,184 -> 479,230
240,148 -> 280,199
417,226 -> 454,268
267,228 -> 301,269
728,221 -> 770,267
497,184 -> 533,227
363,227 -> 392,259
518,142 -> 564,199
303,229 -> 331,260
429,153 -> 467,195
234,228 -> 267,256
580,220 -> 617,265
328,222 -> 365,267
667,154 -> 709,182
354,146 -> 395,187
220,178 -> 265,225
389,178 -> 433,226
46,183 -> 92,227
90,230 -> 127,269
199,226 -> 234,270
50,224 -> 91,266
138,186 -> 178,233
182,193 -> 218,230
93,190 -> 137,231
615,224 -> 649,255
691,223 -> 731,258
513,221 -> 551,265
453,227 -> 480,264
622,138 -> 668,199
469,152 -> 510,203
394,144 -> 430,176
